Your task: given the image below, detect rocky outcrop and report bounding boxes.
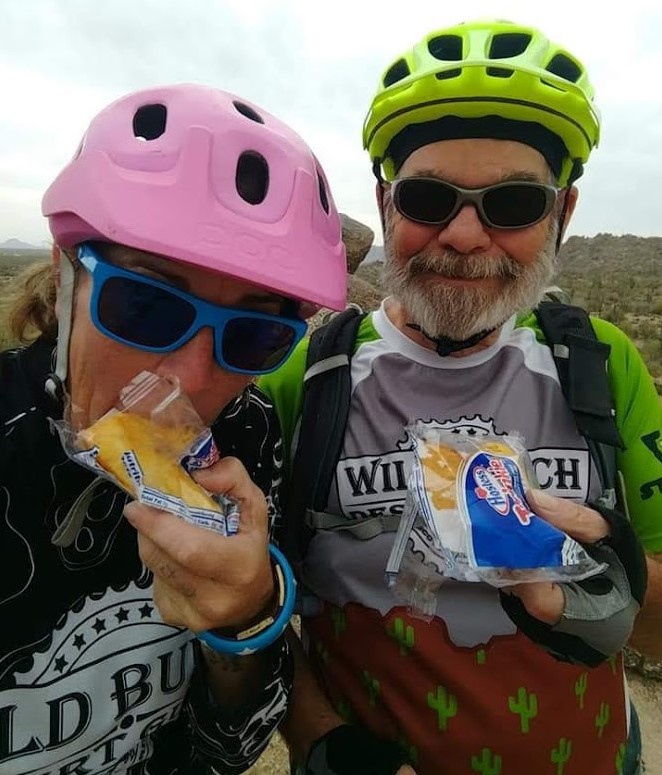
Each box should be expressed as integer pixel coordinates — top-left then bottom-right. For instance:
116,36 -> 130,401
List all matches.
347,273 -> 383,312
341,213 -> 374,273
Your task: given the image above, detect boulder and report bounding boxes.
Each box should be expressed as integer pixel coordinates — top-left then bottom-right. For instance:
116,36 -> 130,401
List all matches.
341,214 -> 374,273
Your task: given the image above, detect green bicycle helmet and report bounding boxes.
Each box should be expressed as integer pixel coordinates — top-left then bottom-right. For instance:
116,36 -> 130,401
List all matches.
363,19 -> 600,186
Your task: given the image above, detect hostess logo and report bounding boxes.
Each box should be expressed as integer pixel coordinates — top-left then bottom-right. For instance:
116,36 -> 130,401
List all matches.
473,465 -> 509,515
470,455 -> 534,527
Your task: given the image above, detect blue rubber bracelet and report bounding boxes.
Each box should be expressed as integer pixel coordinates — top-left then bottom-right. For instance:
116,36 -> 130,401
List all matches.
197,543 -> 296,656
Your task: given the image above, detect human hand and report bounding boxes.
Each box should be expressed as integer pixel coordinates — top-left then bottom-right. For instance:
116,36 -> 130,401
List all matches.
124,456 -> 274,632
506,488 -> 610,624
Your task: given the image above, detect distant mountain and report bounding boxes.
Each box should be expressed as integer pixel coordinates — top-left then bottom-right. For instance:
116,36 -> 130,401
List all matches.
558,234 -> 662,275
363,244 -> 385,264
0,238 -> 41,251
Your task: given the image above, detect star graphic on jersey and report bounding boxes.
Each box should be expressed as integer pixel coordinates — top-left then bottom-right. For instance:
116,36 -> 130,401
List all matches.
73,634 -> 86,650
92,618 -> 106,634
115,607 -> 130,623
54,656 -> 68,673
139,603 -> 154,619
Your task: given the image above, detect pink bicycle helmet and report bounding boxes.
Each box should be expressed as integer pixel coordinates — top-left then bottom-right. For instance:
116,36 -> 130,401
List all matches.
42,84 -> 346,310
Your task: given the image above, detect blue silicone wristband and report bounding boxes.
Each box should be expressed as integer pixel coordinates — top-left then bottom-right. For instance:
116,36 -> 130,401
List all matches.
197,543 -> 296,656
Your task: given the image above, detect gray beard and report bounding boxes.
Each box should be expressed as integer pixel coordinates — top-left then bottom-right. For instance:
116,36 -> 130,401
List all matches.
382,225 -> 559,341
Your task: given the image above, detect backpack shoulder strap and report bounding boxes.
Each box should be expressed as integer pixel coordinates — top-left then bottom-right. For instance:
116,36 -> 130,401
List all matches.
534,301 -> 624,508
281,307 -> 366,564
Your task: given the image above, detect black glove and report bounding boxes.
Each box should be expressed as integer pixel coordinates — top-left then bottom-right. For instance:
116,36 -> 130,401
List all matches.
305,725 -> 409,775
500,502 -> 648,667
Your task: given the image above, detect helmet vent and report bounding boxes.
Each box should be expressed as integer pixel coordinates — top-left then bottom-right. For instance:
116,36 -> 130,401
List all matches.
488,33 -> 531,59
435,68 -> 462,81
486,66 -> 514,79
317,172 -> 330,214
236,152 -> 269,205
428,35 -> 463,61
133,104 -> 167,141
233,101 -> 265,124
383,58 -> 410,87
546,54 -> 582,83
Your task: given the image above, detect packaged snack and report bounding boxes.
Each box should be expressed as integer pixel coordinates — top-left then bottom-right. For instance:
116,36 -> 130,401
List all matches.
386,422 -> 605,613
55,371 -> 240,535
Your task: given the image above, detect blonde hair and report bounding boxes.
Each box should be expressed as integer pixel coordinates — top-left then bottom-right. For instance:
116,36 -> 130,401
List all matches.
4,260 -> 58,344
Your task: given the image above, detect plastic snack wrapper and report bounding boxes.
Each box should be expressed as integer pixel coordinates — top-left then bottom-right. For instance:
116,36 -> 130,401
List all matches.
54,371 -> 240,536
385,422 -> 605,618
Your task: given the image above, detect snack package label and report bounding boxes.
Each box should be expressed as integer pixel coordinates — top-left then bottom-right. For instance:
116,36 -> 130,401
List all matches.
180,430 -> 220,472
59,372 -> 240,537
460,451 -> 567,569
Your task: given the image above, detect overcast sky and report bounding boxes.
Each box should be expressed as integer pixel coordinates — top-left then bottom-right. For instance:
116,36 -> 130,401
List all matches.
2,0 -> 661,245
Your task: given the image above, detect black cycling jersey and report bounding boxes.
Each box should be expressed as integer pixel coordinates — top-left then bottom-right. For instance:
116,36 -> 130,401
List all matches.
0,337 -> 291,775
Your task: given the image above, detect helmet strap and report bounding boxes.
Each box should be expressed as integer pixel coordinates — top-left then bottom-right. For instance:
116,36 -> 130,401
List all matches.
555,190 -> 572,254
372,160 -> 388,238
406,322 -> 497,357
45,252 -> 76,404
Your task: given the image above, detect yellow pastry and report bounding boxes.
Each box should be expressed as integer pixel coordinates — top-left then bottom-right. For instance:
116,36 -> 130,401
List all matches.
77,411 -> 219,512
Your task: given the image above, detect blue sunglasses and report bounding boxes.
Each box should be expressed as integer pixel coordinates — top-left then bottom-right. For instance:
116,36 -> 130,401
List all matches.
77,244 -> 307,375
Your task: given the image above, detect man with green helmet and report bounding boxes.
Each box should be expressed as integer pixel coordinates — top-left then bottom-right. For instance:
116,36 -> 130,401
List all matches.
261,19 -> 661,774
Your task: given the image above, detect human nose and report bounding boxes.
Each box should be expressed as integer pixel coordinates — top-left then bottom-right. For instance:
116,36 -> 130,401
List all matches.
157,327 -> 218,394
436,203 -> 492,254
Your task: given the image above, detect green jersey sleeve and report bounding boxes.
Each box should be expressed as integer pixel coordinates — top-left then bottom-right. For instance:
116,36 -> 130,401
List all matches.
593,318 -> 662,552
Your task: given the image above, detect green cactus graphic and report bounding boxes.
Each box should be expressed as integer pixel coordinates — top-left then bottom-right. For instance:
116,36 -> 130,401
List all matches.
362,670 -> 380,706
331,607 -> 346,637
476,649 -> 487,665
336,700 -> 355,723
508,687 -> 538,733
315,641 -> 329,664
471,748 -> 502,774
387,617 -> 415,656
427,685 -> 458,731
595,703 -> 610,738
550,738 -> 573,775
397,733 -> 419,765
615,742 -> 626,774
575,673 -> 588,709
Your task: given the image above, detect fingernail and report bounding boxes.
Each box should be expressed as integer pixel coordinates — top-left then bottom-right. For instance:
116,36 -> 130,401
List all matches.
123,502 -> 139,522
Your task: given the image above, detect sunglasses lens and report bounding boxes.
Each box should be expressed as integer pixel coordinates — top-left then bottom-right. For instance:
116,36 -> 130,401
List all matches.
222,317 -> 299,373
396,179 -> 457,224
98,277 -> 196,348
483,184 -> 550,228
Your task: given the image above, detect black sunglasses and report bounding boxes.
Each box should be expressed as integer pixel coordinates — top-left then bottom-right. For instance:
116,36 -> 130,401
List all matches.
391,178 -> 560,230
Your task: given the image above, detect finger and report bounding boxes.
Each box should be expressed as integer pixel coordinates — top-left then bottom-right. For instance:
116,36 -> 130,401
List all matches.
192,457 -> 265,518
136,532 -> 202,594
397,767 -> 418,775
509,581 -> 564,625
124,501 -> 269,578
526,489 -> 610,543
192,459 -> 267,532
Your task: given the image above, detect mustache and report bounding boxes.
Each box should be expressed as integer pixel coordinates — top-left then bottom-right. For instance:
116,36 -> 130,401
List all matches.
406,251 -> 523,281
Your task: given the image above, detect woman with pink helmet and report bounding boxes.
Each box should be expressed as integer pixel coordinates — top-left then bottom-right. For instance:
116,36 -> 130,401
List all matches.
0,83 -> 346,774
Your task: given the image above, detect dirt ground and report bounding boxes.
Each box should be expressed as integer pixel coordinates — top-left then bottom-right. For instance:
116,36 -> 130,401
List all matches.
247,673 -> 661,774
629,674 -> 662,774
